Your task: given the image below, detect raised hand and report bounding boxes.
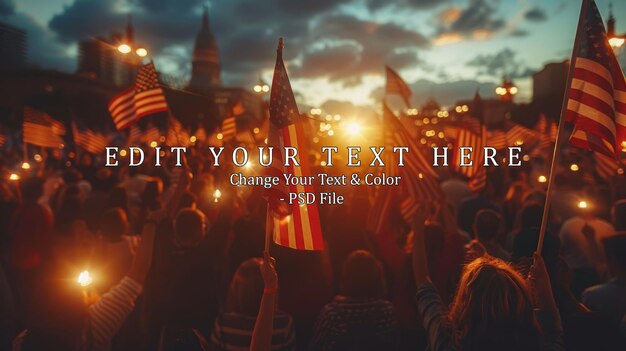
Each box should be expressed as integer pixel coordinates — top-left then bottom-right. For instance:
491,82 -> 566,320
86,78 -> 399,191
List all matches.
528,253 -> 556,310
261,251 -> 278,290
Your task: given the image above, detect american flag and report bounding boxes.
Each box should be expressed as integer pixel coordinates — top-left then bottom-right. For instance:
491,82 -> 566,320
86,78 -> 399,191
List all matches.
385,65 -> 412,108
267,38 -> 323,251
382,103 -> 440,222
594,152 -> 620,180
451,122 -> 487,192
220,116 -> 237,141
23,107 -> 65,148
486,130 -> 508,149
366,186 -> 396,235
108,62 -> 168,130
166,114 -> 190,147
566,0 -> 626,159
71,122 -> 107,154
128,124 -> 142,145
533,114 -> 557,158
141,123 -> 161,144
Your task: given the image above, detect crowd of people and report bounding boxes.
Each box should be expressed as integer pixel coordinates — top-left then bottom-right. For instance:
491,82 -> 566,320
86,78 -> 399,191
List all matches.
0,144 -> 625,351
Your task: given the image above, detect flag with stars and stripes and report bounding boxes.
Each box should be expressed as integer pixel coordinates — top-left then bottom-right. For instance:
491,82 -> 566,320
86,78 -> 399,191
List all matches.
267,38 -> 323,251
72,122 -> 107,154
23,106 -> 65,148
385,65 -> 412,108
566,0 -> 626,159
382,103 -> 440,223
220,116 -> 237,141
108,62 -> 168,130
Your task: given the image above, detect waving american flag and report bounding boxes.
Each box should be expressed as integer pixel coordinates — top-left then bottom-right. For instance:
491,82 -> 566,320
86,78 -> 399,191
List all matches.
108,62 -> 168,130
267,38 -> 323,251
566,0 -> 626,159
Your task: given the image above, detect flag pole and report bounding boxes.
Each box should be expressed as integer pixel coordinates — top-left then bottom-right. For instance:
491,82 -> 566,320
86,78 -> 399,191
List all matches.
537,0 -> 588,254
264,37 -> 283,256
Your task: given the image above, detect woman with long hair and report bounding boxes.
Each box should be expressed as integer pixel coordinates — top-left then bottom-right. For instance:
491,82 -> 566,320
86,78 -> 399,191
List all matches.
412,208 -> 564,351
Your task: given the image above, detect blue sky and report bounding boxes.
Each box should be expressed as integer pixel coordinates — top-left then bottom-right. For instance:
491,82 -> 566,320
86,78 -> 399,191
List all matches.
2,0 -> 625,111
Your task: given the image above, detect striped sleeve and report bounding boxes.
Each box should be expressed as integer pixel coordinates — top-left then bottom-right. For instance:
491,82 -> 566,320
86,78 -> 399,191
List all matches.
415,282 -> 455,351
88,276 -> 142,351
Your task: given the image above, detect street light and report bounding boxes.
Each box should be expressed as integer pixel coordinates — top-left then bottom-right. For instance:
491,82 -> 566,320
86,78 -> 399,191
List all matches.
253,79 -> 269,93
495,78 -> 518,101
135,47 -> 148,57
117,44 -> 132,54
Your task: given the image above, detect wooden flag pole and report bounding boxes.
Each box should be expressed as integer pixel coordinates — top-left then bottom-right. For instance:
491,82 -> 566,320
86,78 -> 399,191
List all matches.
537,0 -> 588,254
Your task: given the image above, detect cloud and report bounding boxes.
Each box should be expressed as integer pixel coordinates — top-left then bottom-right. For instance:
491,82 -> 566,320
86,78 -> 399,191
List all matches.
0,0 -> 14,16
294,14 -> 428,82
466,48 -> 535,78
367,0 -> 447,11
524,7 -> 547,22
370,78 -> 497,106
1,3 -> 73,71
434,0 -> 508,42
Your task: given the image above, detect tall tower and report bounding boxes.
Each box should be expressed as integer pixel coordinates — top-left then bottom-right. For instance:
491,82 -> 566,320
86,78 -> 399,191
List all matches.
189,6 -> 221,92
607,3 -> 616,37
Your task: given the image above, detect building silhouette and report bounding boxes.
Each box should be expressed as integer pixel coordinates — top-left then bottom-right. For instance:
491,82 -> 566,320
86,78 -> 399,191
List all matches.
77,16 -> 140,86
189,6 -> 221,92
0,22 -> 26,71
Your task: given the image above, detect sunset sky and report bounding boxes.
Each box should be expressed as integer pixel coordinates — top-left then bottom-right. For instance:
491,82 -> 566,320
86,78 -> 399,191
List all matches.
2,0 -> 625,111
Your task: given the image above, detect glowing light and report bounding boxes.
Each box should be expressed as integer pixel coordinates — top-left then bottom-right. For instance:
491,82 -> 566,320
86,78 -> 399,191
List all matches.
9,173 -> 20,181
217,133 -> 223,140
189,136 -> 197,143
34,154 -> 42,162
570,164 -> 579,172
68,152 -> 76,159
117,44 -> 131,54
149,141 -> 158,148
345,121 -> 362,136
262,85 -> 270,93
422,118 -> 430,124
120,149 -> 127,157
159,136 -> 166,142
328,130 -> 335,136
135,47 -> 148,57
77,270 -> 93,287
509,86 -> 518,95
325,114 -> 332,121
438,132 -> 444,139
313,137 -> 319,143
320,161 -> 327,166
213,189 -> 222,203
522,154 -> 530,161
514,140 -> 524,146
495,87 -> 507,95
618,168 -> 624,175
253,127 -> 260,134
461,105 -> 469,112
21,162 -> 30,170
333,114 -> 341,121
538,175 -> 547,183
253,85 -> 262,93
406,108 -> 418,115
577,200 -> 588,209
609,37 -> 625,48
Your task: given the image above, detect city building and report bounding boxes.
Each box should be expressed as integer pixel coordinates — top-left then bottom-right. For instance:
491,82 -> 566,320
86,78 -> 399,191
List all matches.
77,16 -> 142,86
532,61 -> 568,120
188,6 -> 221,92
0,22 -> 27,71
